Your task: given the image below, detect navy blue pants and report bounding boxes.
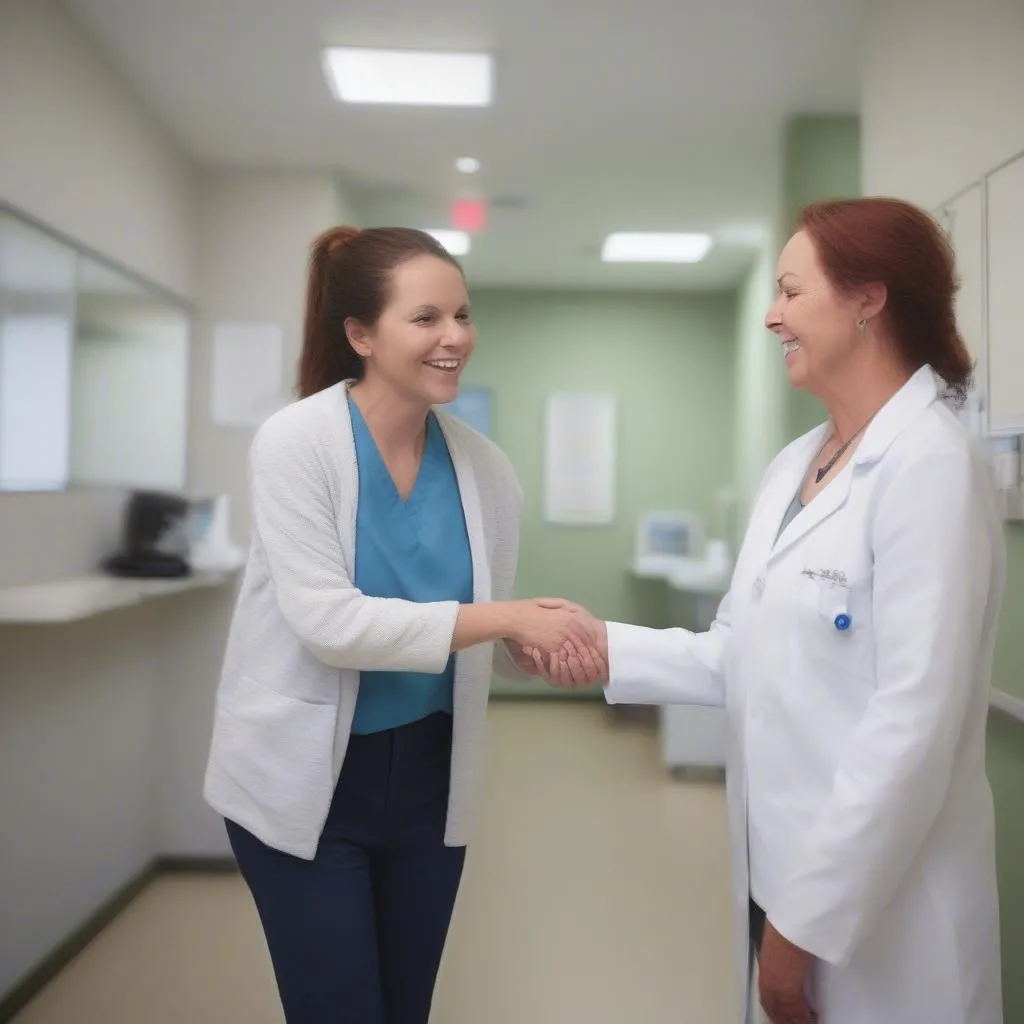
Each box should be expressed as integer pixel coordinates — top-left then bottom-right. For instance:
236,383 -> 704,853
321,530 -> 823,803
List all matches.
226,711 -> 466,1024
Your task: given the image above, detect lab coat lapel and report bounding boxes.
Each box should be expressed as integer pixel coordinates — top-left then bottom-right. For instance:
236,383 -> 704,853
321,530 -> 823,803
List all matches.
770,461 -> 854,564
766,366 -> 940,565
746,424 -> 834,567
851,364 -> 940,466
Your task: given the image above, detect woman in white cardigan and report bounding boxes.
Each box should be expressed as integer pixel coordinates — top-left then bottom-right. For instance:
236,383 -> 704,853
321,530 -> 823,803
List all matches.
204,226 -> 601,1024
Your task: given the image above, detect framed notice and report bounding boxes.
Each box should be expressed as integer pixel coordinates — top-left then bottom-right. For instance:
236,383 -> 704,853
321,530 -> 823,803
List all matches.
543,392 -> 617,525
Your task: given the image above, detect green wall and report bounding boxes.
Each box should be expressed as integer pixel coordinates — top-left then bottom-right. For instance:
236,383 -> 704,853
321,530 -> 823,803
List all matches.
993,530 -> 1024,701
989,708 -> 1024,1017
784,116 -> 862,235
733,242 -> 787,535
463,289 -> 738,697
729,115 -> 864,536
989,527 -> 1024,1017
782,116 -> 862,442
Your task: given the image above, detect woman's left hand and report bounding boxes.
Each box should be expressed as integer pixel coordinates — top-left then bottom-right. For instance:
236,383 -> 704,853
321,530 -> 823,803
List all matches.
759,922 -> 817,1023
525,601 -> 608,689
532,643 -> 608,689
504,640 -> 537,674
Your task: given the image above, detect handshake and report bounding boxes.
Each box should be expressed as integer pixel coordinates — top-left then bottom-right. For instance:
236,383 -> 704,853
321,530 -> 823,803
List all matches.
502,598 -> 608,689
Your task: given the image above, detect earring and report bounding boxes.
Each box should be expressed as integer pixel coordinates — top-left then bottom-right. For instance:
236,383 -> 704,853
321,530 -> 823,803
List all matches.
857,318 -> 868,332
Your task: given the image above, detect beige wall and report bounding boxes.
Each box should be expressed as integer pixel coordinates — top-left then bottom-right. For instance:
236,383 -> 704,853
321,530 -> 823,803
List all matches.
155,171 -> 347,857
0,0 -> 198,592
0,0 -> 201,997
862,0 -> 1024,209
0,0 -> 197,300
0,0 -> 351,994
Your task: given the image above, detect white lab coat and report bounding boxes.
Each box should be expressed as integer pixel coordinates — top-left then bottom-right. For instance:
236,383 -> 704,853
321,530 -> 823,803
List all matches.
605,366 -> 1005,1023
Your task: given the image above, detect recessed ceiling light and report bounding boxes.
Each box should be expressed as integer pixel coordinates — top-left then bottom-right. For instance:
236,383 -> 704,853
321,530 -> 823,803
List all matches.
322,48 -> 493,107
456,157 -> 481,174
426,229 -> 471,256
601,232 -> 713,263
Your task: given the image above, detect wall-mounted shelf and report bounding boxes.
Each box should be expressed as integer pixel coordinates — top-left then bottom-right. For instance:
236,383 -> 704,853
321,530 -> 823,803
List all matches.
0,571 -> 233,625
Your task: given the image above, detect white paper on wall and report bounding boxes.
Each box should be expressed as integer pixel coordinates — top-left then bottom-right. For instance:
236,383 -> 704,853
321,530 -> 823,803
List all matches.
211,322 -> 285,427
543,392 -> 617,524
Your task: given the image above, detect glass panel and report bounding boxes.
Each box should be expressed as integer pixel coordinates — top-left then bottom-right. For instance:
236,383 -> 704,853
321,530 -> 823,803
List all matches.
0,208 -> 190,492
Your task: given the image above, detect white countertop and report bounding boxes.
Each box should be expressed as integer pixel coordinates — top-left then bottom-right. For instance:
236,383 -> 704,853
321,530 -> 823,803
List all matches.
0,571 -> 233,625
632,554 -> 731,595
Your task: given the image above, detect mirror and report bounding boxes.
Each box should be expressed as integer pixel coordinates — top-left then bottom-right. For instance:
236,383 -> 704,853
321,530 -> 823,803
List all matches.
0,205 -> 189,492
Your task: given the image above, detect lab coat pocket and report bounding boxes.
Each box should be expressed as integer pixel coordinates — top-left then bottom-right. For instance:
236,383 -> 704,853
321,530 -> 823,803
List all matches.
213,676 -> 338,828
789,572 -> 873,684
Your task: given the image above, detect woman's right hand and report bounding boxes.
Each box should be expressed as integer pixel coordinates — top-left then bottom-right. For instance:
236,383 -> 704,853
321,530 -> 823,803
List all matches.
504,598 -> 597,660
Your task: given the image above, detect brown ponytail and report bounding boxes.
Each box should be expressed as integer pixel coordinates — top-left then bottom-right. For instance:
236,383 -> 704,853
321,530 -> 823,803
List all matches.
296,225 -> 463,399
298,226 -> 363,399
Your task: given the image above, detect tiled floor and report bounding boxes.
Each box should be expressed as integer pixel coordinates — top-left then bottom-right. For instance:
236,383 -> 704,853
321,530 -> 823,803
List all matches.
13,701 -> 738,1024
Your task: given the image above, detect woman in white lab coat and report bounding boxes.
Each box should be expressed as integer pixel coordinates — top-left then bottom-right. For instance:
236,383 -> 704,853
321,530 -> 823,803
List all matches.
535,198 -> 1006,1024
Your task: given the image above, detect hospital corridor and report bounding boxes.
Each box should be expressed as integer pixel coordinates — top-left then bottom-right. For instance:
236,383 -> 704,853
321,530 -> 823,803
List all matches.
9,703 -> 737,1024
3,0 -> 1024,1022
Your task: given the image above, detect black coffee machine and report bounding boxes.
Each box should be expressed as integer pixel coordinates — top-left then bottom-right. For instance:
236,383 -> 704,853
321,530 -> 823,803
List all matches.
103,490 -> 192,578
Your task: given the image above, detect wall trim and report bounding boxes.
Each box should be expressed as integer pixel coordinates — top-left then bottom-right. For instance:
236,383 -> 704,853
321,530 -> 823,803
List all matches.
156,855 -> 238,874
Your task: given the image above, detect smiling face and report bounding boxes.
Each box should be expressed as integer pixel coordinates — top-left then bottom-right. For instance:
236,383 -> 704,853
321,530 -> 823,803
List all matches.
346,254 -> 477,408
764,229 -> 869,394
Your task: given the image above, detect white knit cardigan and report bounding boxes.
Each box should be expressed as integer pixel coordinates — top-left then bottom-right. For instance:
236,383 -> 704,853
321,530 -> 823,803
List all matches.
204,382 -> 525,859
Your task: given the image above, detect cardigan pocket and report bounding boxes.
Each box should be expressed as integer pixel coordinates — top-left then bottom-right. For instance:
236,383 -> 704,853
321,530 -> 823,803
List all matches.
213,676 -> 339,838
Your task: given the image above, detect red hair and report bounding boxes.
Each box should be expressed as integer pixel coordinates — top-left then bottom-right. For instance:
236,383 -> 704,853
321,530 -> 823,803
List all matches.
798,197 -> 973,401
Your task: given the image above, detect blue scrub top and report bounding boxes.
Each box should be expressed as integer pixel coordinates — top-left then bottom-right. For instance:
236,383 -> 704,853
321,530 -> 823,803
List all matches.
349,398 -> 474,735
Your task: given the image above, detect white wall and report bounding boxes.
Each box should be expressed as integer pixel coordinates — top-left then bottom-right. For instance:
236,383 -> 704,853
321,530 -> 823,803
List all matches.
0,608 -> 164,999
0,0 -> 198,591
0,0 -> 197,300
862,0 -> 1024,206
861,3 -> 1024,1016
0,1 -> 355,993
155,171 -> 350,856
0,0 -> 198,998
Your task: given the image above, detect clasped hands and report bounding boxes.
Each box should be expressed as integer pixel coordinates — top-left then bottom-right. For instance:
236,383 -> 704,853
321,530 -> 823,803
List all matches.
505,598 -> 608,689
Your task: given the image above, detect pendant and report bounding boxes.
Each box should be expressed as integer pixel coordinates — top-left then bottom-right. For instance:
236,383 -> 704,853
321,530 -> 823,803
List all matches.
815,439 -> 849,484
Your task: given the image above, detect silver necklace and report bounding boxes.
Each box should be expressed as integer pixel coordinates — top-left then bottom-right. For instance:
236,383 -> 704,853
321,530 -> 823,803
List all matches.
814,418 -> 872,483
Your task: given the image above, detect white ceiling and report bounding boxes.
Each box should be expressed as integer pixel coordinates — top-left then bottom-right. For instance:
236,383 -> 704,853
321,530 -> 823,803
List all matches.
63,0 -> 862,290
